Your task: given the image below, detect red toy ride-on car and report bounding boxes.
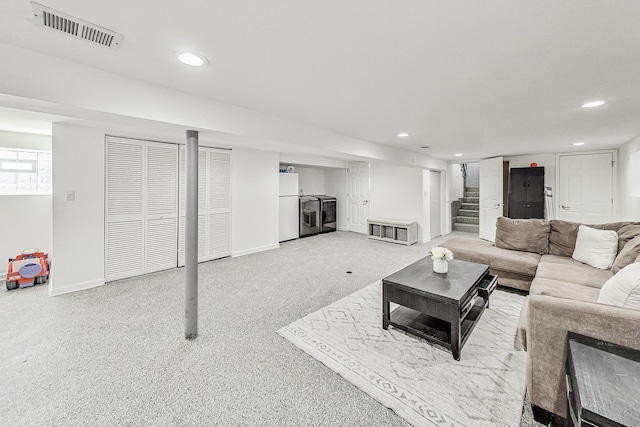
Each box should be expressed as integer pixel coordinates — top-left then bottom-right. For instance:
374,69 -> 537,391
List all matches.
6,248 -> 50,291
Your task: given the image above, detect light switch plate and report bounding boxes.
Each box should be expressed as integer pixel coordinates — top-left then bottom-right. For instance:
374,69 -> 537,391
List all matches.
66,191 -> 75,201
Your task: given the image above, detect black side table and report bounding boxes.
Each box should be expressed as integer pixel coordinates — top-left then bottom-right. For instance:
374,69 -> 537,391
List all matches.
566,332 -> 640,427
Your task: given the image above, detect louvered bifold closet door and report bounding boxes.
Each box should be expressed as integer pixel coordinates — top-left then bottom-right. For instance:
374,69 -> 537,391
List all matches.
178,147 -> 231,266
106,137 -> 145,281
145,142 -> 178,273
208,150 -> 231,259
178,147 -> 207,266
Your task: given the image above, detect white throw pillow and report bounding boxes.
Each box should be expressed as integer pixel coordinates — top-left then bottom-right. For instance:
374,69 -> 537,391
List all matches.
598,263 -> 640,310
572,225 -> 618,270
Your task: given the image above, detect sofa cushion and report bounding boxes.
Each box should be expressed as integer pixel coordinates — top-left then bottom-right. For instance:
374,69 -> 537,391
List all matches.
536,255 -> 613,288
439,237 -> 493,265
440,237 -> 540,277
548,220 -> 635,257
598,263 -> 640,310
494,217 -> 549,255
612,234 -> 640,274
488,269 -> 534,291
572,225 -> 618,270
529,277 -> 601,303
548,220 -> 582,257
616,223 -> 640,254
489,248 -> 541,277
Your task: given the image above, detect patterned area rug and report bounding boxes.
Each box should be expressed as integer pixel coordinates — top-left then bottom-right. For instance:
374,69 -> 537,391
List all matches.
278,281 -> 527,427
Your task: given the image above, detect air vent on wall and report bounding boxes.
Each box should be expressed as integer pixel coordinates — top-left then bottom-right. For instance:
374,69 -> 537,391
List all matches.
420,146 -> 431,149
31,2 -> 123,50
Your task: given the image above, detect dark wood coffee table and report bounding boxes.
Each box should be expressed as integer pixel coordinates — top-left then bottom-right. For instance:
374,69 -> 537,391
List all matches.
382,257 -> 497,360
566,332 -> 640,427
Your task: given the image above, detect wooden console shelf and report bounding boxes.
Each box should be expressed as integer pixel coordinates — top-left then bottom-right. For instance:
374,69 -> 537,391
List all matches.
367,218 -> 418,246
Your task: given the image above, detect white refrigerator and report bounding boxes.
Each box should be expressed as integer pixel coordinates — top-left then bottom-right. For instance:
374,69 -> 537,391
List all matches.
279,173 -> 299,242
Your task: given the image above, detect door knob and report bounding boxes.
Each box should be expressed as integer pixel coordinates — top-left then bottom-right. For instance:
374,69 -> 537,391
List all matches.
493,203 -> 501,208
561,205 -> 570,210
363,200 -> 369,205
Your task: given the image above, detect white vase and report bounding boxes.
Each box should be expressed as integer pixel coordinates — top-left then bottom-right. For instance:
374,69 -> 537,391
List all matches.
433,258 -> 448,274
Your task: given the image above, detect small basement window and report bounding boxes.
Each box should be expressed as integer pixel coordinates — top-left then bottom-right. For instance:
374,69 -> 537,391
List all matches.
0,148 -> 52,195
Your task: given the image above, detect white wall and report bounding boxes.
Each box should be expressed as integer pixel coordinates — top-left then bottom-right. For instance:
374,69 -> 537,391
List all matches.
0,196 -> 52,280
51,124 -> 105,295
618,136 -> 640,221
231,148 -> 279,256
369,164 -> 424,241
466,162 -> 479,187
296,167 -> 325,196
324,169 -> 348,231
449,163 -> 464,201
0,131 -> 52,280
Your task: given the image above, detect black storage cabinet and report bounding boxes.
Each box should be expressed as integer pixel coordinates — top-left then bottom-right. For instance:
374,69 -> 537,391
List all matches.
508,167 -> 544,219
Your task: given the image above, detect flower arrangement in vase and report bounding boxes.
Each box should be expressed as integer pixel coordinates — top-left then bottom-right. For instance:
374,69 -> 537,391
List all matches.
428,246 -> 454,273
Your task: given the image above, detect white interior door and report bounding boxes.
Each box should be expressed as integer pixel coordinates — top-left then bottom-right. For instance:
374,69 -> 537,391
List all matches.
178,147 -> 231,266
429,170 -> 442,239
558,153 -> 613,223
479,156 -> 503,242
347,162 -> 370,234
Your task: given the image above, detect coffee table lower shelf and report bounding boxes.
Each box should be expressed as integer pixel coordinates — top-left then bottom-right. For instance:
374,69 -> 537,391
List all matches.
388,297 -> 487,356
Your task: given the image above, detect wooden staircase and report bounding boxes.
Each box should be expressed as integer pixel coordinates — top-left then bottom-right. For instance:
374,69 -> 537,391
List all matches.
453,187 -> 479,233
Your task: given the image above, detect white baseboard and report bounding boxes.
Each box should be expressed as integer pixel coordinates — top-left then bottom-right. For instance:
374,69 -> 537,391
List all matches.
0,271 -> 6,282
49,278 -> 105,297
337,226 -> 349,231
232,243 -> 279,258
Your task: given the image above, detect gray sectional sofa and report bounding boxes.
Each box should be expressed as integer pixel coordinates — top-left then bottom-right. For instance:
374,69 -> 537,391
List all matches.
440,217 -> 640,419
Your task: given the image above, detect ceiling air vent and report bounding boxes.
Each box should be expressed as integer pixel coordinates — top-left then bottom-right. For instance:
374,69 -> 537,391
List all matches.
31,2 -> 123,50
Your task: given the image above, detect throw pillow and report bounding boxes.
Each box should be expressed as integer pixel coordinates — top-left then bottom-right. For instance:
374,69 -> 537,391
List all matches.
598,263 -> 640,310
572,225 -> 618,270
616,224 -> 640,254
549,220 -> 639,257
494,217 -> 550,255
612,234 -> 640,274
548,219 -> 581,257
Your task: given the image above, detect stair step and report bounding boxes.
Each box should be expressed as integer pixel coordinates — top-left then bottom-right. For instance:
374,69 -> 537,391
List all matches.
458,209 -> 479,218
465,192 -> 479,198
454,216 -> 479,225
453,223 -> 480,233
460,203 -> 479,210
462,197 -> 479,203
465,187 -> 479,192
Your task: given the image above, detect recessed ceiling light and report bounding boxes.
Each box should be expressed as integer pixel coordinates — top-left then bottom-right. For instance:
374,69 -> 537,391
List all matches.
177,52 -> 207,67
397,133 -> 410,137
455,153 -> 463,157
581,100 -> 605,108
573,142 -> 585,146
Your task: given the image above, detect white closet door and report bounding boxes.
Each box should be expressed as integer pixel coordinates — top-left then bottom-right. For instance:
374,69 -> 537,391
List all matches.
145,142 -> 178,273
106,137 -> 179,282
178,147 -> 231,266
208,150 -> 231,259
106,137 -> 145,281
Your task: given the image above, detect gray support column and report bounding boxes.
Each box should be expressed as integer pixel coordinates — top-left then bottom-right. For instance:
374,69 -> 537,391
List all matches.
185,130 -> 199,340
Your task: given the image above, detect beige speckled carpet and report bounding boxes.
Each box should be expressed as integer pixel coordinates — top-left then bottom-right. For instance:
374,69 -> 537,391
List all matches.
279,281 -> 527,427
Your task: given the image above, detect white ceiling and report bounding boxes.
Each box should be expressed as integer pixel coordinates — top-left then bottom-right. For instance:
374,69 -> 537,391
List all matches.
1,0 -> 639,160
